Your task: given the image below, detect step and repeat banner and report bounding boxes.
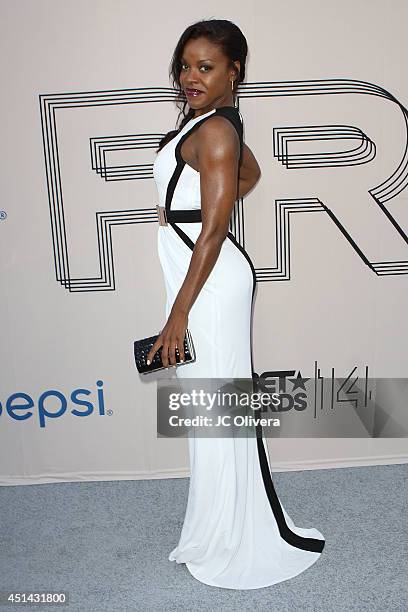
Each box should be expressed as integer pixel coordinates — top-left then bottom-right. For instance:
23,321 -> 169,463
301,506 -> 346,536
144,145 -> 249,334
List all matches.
1,0 -> 407,485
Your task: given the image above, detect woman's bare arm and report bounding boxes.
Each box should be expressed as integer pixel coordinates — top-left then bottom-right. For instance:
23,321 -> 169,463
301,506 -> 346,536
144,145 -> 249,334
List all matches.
171,116 -> 240,312
147,115 -> 241,367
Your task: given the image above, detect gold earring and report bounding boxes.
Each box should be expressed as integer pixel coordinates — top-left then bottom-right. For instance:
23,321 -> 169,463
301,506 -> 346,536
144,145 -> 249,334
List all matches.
231,78 -> 238,107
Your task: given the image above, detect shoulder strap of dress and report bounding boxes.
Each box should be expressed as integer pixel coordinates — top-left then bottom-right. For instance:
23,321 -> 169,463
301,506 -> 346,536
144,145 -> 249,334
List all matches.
175,106 -> 244,165
214,107 -> 243,140
214,106 -> 243,159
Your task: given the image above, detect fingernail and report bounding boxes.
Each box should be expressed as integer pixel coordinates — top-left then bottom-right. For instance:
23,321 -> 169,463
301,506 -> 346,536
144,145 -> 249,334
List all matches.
180,359 -> 184,363
146,359 -> 151,365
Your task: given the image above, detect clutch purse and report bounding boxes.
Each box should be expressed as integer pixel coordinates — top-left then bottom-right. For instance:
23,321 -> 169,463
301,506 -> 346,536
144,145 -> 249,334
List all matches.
133,328 -> 196,374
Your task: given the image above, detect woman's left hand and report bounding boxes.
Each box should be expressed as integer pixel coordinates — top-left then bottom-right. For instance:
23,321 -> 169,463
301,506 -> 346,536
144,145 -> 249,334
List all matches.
146,307 -> 188,368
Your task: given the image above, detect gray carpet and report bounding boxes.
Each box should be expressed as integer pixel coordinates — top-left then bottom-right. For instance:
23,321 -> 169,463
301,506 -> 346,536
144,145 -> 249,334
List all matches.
1,463 -> 407,612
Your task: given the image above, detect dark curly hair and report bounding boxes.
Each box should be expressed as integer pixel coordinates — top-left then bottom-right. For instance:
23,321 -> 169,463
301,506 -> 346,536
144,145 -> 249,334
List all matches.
157,18 -> 248,152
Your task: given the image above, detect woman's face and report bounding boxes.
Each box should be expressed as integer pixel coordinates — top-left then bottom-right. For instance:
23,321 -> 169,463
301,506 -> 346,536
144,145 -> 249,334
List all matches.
179,36 -> 239,114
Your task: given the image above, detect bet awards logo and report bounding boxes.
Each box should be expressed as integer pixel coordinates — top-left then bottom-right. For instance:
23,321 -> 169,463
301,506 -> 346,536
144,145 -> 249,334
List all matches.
252,370 -> 309,412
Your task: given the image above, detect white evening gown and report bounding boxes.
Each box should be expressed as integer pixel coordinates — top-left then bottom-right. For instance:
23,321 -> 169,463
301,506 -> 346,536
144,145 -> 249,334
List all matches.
152,105 -> 325,589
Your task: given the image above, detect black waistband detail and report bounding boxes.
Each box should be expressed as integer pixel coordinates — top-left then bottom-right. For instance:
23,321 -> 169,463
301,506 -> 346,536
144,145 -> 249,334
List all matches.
166,209 -> 202,222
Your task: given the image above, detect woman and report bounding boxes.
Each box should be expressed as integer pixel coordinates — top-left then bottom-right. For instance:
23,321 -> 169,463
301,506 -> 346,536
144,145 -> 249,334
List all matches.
148,19 -> 325,589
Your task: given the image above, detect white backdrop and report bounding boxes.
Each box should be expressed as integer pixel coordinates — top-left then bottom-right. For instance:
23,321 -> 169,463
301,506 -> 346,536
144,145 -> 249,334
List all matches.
1,0 -> 407,485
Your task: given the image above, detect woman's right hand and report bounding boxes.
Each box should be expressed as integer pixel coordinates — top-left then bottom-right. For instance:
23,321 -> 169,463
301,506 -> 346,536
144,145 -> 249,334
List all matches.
146,307 -> 188,368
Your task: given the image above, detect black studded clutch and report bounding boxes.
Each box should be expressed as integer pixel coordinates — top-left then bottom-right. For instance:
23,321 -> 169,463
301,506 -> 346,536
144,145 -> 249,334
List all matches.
133,328 -> 196,374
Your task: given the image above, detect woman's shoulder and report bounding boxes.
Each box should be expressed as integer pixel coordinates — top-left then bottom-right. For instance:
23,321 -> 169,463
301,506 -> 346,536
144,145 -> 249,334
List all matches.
197,106 -> 243,147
